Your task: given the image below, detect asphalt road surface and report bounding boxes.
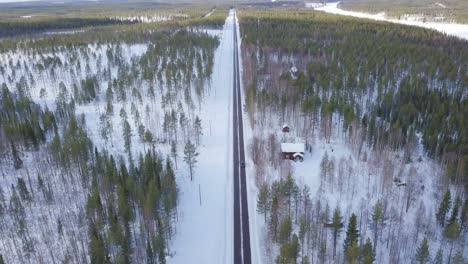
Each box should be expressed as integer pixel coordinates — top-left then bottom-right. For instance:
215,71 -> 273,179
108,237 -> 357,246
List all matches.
232,10 -> 251,264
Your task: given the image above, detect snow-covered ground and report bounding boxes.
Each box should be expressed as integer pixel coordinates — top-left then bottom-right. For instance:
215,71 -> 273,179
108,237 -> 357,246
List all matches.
313,2 -> 468,40
0,13 -> 226,263
168,10 -> 234,264
114,14 -> 188,24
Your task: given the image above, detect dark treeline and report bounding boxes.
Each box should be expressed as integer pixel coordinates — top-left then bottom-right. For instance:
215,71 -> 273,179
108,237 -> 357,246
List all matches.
0,18 -> 137,38
239,9 -> 468,190
0,8 -> 227,51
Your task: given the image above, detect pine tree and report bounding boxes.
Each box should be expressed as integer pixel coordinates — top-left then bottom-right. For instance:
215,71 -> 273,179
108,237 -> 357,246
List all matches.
415,237 -> 430,264
346,241 -> 360,264
257,182 -> 270,223
278,216 -> 292,244
343,213 -> 359,255
0,254 -> 4,264
89,224 -> 109,264
436,190 -> 451,226
448,196 -> 461,225
371,200 -> 384,251
122,119 -> 132,161
183,140 -> 199,181
328,207 -> 344,259
270,194 -> 279,240
434,248 -> 443,264
444,222 -> 460,263
361,238 -> 374,264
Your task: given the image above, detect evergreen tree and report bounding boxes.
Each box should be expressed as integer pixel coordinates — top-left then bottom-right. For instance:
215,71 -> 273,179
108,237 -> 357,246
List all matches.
122,119 -> 132,161
346,241 -> 360,264
278,216 -> 292,244
444,222 -> 461,263
415,237 -> 430,264
343,213 -> 359,255
448,196 -> 461,226
436,190 -> 451,226
328,207 -> 344,258
89,225 -> 109,264
183,140 -> 199,181
371,200 -> 384,251
434,248 -> 443,264
361,238 -> 374,264
270,194 -> 279,239
257,182 -> 270,223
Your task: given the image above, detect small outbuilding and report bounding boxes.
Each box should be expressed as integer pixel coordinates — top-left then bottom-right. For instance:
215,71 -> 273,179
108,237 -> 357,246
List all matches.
282,124 -> 290,133
281,143 -> 305,162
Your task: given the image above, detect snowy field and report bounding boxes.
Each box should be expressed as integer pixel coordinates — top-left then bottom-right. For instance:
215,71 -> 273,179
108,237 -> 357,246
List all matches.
313,2 -> 468,40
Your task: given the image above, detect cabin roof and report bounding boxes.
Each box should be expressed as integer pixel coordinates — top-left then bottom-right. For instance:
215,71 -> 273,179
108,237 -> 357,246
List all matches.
281,143 -> 305,153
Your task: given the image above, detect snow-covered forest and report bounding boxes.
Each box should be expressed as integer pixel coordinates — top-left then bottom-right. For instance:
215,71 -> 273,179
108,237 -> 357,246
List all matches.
238,8 -> 468,264
0,2 -> 467,263
0,7 -> 228,262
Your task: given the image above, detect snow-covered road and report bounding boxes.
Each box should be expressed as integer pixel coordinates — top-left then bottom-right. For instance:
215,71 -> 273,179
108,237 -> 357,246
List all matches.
168,10 -> 234,264
314,2 -> 468,40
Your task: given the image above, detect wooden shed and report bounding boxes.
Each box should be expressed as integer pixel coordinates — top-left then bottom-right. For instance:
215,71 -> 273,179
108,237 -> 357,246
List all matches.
282,124 -> 290,133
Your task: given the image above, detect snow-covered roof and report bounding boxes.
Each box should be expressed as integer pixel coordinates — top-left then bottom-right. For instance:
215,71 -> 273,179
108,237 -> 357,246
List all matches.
281,143 -> 305,153
293,153 -> 304,157
282,124 -> 289,129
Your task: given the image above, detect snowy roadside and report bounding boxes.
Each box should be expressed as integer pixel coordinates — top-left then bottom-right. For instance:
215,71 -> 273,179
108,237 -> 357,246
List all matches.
167,10 -> 235,264
313,2 -> 468,41
236,10 -> 266,264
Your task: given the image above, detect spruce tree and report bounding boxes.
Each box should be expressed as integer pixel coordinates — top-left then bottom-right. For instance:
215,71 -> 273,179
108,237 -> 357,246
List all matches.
343,213 -> 359,255
415,237 -> 430,264
436,190 -> 451,226
329,207 -> 344,258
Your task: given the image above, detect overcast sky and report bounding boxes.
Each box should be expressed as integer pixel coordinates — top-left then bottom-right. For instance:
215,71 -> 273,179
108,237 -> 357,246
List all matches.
0,0 -> 39,2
